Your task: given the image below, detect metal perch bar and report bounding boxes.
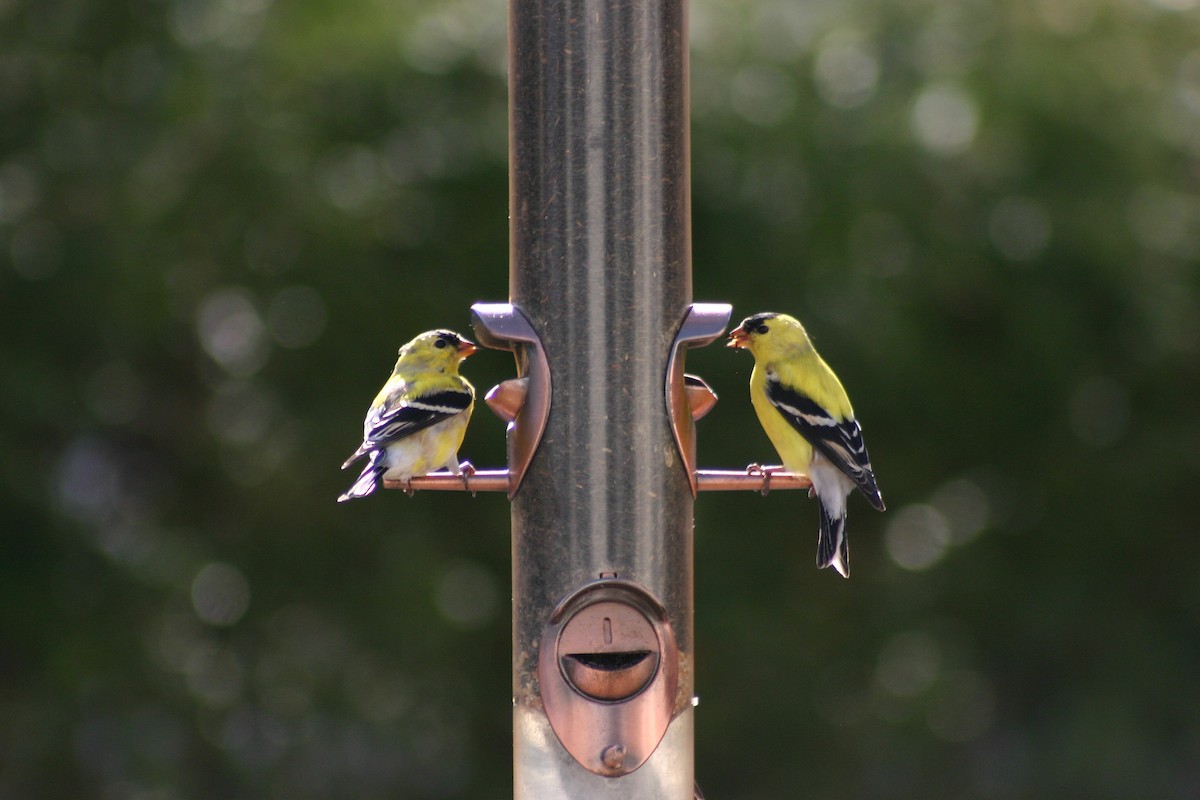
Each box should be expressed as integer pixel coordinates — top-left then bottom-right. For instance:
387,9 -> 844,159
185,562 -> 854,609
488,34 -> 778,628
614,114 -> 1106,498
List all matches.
695,469 -> 812,492
387,469 -> 812,493
387,470 -> 510,493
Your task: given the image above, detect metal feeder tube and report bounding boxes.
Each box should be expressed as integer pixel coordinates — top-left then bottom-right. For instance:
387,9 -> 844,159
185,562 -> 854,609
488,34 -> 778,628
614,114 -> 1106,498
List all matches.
508,0 -> 694,796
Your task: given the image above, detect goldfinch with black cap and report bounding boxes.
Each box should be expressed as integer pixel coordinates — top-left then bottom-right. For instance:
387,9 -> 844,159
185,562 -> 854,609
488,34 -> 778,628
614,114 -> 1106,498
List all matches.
728,312 -> 884,577
338,329 -> 477,502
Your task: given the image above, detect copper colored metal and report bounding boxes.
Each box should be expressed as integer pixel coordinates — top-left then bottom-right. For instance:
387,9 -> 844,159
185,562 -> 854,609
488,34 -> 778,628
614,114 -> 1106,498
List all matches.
485,378 -> 528,423
385,468 -> 811,494
470,303 -> 551,499
558,601 -> 660,701
539,579 -> 678,778
666,303 -> 733,496
562,652 -> 657,702
684,377 -> 718,422
384,470 -> 509,493
602,745 -> 627,770
695,469 -> 812,492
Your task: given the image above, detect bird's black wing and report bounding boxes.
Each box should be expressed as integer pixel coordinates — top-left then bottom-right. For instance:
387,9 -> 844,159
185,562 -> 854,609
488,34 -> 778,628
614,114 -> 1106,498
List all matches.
765,375 -> 885,510
366,388 -> 472,446
342,387 -> 472,468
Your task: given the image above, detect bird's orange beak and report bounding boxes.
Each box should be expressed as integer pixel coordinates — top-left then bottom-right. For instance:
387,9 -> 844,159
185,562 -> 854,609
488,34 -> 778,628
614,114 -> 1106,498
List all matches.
457,339 -> 478,358
727,329 -> 749,349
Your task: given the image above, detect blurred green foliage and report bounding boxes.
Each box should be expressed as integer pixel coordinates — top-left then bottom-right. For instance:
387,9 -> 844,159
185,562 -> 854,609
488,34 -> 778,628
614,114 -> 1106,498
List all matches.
3,0 -> 1200,797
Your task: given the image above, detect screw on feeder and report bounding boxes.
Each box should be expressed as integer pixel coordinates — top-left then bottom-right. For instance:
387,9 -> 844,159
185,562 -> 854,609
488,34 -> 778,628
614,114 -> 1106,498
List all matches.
602,744 -> 627,770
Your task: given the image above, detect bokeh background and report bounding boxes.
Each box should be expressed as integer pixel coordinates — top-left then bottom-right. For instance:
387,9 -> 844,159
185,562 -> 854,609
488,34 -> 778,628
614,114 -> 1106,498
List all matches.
4,0 -> 1200,797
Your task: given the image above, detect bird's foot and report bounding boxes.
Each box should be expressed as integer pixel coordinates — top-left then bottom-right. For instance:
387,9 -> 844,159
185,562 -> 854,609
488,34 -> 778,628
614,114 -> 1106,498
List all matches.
745,463 -> 784,496
458,461 -> 477,496
403,479 -> 415,497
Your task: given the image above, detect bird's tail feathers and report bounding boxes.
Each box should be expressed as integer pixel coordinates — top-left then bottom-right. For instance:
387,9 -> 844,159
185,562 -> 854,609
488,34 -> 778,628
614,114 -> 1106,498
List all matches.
816,500 -> 850,578
341,446 -> 368,470
337,456 -> 386,502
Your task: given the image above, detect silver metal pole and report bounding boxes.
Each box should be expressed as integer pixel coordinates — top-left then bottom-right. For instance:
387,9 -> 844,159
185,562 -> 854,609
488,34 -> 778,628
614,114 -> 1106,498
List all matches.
508,0 -> 694,796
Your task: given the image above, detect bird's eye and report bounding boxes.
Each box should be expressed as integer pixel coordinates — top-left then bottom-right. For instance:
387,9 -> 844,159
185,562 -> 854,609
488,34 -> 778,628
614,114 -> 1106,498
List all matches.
755,324 -> 769,335
434,338 -> 449,349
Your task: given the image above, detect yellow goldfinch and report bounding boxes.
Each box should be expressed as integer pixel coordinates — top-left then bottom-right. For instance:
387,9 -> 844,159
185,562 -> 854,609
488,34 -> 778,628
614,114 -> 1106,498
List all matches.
338,330 -> 477,502
728,312 -> 884,577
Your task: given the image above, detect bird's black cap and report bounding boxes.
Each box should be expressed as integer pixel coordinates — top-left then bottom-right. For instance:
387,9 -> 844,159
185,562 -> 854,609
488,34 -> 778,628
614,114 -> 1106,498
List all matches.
739,312 -> 781,333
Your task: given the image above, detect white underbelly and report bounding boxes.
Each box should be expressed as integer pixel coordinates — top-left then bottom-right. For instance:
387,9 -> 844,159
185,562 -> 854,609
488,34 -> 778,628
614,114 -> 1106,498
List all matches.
380,414 -> 468,481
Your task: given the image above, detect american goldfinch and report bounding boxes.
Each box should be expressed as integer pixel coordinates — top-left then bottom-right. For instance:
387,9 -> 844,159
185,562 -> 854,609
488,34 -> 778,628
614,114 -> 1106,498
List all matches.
338,329 -> 477,502
728,312 -> 884,577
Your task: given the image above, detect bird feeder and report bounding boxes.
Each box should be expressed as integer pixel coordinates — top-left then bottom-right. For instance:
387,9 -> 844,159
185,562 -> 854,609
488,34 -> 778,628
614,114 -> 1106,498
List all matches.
382,1 -> 811,796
